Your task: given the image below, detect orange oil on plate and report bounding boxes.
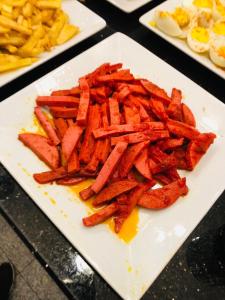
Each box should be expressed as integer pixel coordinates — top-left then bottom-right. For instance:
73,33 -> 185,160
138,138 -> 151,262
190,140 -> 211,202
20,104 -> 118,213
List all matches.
70,179 -> 139,243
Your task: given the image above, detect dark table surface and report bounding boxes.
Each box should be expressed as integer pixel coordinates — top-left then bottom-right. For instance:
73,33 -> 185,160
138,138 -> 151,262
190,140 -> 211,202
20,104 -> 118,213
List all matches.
0,1 -> 225,299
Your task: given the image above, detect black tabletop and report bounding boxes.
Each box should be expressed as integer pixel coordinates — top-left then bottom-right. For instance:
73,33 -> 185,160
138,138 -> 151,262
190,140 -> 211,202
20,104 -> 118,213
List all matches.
0,1 -> 225,300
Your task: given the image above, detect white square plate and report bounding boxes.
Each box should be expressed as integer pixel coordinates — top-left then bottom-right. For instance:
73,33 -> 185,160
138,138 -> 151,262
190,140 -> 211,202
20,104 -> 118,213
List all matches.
0,32 -> 225,300
139,0 -> 225,80
105,0 -> 151,13
0,0 -> 106,88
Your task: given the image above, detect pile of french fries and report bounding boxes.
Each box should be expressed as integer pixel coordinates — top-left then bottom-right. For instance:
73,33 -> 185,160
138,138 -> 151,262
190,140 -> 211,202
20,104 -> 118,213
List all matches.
0,0 -> 79,73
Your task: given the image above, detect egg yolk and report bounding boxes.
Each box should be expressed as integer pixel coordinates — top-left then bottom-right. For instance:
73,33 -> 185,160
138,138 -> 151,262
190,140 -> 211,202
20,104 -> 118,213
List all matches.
191,26 -> 209,43
215,0 -> 225,16
193,0 -> 213,8
172,7 -> 190,28
213,21 -> 225,35
159,11 -> 170,18
218,46 -> 225,58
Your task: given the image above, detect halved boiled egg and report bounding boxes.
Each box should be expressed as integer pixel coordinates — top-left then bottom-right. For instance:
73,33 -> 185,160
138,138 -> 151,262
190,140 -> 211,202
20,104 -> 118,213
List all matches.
187,26 -> 210,52
183,0 -> 213,13
209,38 -> 225,66
211,19 -> 225,38
154,8 -> 191,38
212,0 -> 225,20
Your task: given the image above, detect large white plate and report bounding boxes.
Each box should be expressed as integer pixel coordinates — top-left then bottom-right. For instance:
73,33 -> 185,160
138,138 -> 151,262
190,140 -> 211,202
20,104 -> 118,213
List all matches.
139,0 -> 225,80
105,0 -> 151,13
0,32 -> 225,300
0,0 -> 106,88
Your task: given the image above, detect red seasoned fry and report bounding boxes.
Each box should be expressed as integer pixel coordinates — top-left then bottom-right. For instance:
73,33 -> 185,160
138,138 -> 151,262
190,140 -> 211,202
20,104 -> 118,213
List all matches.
77,78 -> 90,126
56,177 -> 85,186
33,167 -> 67,184
36,96 -> 79,107
134,148 -> 152,179
167,119 -> 200,140
79,105 -> 101,163
18,133 -> 59,169
115,180 -> 156,233
51,89 -> 72,96
154,167 -> 180,185
83,203 -> 118,227
111,132 -> 150,146
124,105 -> 141,124
167,88 -> 182,121
97,69 -> 134,82
79,186 -> 95,201
67,149 -> 80,173
141,79 -> 171,105
93,180 -> 138,206
93,122 -> 164,139
91,142 -> 128,193
182,103 -> 196,127
53,118 -> 68,140
139,104 -> 151,122
50,107 -> 78,118
34,106 -> 60,146
109,98 -> 120,125
138,178 -> 188,209
156,138 -> 184,151
62,125 -> 83,163
150,99 -> 168,121
186,132 -> 216,170
119,141 -> 149,178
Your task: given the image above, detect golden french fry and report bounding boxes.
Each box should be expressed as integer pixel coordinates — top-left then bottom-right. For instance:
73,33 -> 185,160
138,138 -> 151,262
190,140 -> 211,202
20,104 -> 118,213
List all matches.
57,24 -> 79,45
48,11 -> 67,45
0,15 -> 32,35
22,2 -> 33,18
4,44 -> 18,53
0,35 -> 25,46
0,0 -> 79,73
0,57 -> 38,73
41,9 -> 54,23
0,53 -> 20,63
1,4 -> 13,14
36,1 -> 61,9
17,25 -> 45,57
0,25 -> 10,33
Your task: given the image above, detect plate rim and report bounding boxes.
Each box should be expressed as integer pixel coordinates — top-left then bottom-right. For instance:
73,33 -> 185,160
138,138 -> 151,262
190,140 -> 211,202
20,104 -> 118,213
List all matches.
105,0 -> 151,13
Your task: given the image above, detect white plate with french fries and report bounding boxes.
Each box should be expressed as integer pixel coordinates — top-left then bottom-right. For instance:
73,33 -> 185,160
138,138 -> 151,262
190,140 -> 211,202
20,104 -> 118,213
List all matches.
0,0 -> 106,87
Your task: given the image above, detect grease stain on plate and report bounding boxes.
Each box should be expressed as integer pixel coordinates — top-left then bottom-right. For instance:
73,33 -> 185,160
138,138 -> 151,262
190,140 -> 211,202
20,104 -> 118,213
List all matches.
69,180 -> 139,244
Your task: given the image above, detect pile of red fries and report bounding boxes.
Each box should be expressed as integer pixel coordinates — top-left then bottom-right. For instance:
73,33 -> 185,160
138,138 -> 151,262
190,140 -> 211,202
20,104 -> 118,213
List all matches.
18,63 -> 216,233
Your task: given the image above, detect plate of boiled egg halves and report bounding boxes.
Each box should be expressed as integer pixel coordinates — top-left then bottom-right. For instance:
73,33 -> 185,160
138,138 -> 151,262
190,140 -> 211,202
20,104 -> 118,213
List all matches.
140,0 -> 225,79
